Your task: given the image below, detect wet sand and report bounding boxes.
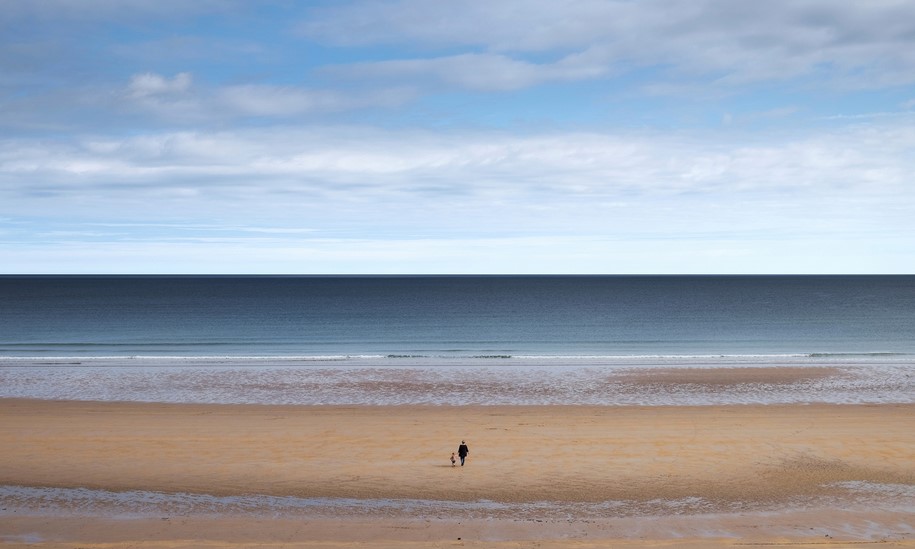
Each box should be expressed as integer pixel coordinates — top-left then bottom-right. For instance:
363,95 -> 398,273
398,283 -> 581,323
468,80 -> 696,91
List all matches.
1,398 -> 914,547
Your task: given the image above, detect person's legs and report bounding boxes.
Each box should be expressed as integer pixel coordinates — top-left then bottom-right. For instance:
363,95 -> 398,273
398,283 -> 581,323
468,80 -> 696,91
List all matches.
460,455 -> 465,466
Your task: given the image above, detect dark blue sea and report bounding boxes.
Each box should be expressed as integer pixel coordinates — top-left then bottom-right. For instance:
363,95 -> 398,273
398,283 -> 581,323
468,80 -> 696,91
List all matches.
2,275 -> 914,358
1,275 -> 914,405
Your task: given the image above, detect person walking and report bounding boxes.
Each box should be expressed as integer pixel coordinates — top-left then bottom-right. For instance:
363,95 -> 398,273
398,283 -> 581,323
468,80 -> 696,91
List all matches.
457,440 -> 469,466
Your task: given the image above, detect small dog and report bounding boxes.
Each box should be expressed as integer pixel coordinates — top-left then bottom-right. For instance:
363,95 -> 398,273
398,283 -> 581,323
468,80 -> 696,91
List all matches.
450,452 -> 457,467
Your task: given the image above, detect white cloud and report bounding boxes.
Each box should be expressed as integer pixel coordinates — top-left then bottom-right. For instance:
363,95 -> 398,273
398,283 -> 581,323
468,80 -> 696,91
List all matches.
301,0 -> 915,90
2,123 -> 913,225
333,51 -> 610,92
5,2 -> 913,274
127,72 -> 192,98
119,73 -> 214,120
217,85 -> 342,116
3,120 -> 913,273
121,73 -> 414,120
298,0 -> 642,52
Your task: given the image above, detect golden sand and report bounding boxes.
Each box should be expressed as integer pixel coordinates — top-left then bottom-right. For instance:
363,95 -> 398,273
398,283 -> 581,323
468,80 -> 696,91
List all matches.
1,398 -> 913,548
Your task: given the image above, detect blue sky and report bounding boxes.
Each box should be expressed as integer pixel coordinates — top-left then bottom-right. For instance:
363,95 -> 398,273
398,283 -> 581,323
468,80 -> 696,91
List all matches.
2,0 -> 914,273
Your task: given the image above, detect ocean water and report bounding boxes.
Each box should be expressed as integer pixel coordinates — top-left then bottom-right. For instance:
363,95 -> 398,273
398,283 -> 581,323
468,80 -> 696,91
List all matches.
1,275 -> 914,405
2,275 -> 914,358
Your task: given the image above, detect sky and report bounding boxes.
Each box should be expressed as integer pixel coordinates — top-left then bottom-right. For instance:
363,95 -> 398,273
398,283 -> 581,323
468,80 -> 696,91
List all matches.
2,0 -> 914,274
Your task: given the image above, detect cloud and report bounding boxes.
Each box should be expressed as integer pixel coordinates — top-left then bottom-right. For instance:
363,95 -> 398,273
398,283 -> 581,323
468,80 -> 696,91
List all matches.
3,119 -> 913,273
119,72 -> 415,121
300,0 -> 915,90
0,0 -> 237,24
3,123 -> 912,221
722,106 -> 800,127
298,0 -> 639,52
127,72 -> 192,98
331,51 -> 611,92
216,85 -> 349,116
4,2 -> 912,274
216,84 -> 414,116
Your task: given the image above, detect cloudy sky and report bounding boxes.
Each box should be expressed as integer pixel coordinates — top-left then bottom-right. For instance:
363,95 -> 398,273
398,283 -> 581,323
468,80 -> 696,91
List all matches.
2,1 -> 914,273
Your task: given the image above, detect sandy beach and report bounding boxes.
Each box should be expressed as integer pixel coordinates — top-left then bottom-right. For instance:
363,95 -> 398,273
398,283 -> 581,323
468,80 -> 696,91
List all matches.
1,397 -> 913,548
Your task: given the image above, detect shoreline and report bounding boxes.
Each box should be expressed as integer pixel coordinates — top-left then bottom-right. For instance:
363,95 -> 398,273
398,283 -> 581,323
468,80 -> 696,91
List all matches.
2,398 -> 913,547
3,359 -> 914,406
4,353 -> 914,363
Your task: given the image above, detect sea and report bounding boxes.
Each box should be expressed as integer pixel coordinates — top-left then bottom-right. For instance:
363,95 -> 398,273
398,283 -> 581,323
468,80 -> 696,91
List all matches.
1,275 -> 914,406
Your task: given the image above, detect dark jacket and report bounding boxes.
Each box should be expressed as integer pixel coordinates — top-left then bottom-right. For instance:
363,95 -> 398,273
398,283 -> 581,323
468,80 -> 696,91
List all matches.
458,444 -> 469,457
